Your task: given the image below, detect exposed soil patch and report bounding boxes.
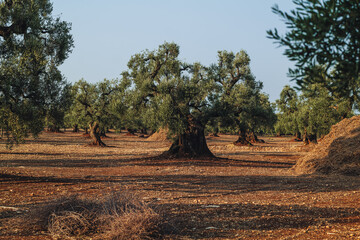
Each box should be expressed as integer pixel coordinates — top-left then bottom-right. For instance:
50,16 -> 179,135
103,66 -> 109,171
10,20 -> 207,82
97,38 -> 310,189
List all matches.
1,132 -> 360,239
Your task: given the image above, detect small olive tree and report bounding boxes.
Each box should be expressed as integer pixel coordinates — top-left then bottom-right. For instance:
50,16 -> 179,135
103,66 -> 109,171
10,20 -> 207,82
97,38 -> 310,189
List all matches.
67,79 -> 127,146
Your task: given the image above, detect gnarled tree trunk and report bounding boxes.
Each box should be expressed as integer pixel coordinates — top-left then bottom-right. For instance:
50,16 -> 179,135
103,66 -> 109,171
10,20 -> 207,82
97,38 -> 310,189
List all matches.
164,116 -> 214,158
73,124 -> 79,133
89,122 -> 106,147
247,131 -> 265,143
100,127 -> 107,138
209,127 -> 220,137
234,129 -> 252,146
126,128 -> 136,136
234,130 -> 264,145
303,129 -> 317,145
140,128 -> 148,135
47,126 -> 62,133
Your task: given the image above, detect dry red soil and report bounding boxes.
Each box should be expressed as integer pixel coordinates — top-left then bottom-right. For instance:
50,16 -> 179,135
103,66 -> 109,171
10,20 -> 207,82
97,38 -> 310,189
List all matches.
1,131 -> 360,239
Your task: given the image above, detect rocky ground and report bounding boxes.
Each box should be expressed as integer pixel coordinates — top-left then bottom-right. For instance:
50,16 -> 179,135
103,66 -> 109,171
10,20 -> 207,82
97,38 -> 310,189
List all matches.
1,131 -> 360,239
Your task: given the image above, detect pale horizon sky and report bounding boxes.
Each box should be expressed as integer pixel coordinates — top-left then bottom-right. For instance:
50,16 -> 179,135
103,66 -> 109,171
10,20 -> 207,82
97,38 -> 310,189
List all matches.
52,1 -> 297,102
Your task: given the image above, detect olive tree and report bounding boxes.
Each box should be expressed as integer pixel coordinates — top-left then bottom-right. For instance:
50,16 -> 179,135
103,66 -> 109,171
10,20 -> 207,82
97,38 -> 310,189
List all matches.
124,43 -> 217,157
268,0 -> 360,115
124,43 -> 272,157
275,85 -> 301,138
297,83 -> 349,144
68,79 -> 128,146
275,84 -> 348,144
0,0 -> 73,147
210,50 -> 276,145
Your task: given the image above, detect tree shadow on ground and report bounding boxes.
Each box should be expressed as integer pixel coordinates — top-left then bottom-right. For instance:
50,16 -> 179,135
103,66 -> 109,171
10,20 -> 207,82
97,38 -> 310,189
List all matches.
0,155 -> 296,169
2,197 -> 360,239
158,202 -> 360,239
2,172 -> 360,194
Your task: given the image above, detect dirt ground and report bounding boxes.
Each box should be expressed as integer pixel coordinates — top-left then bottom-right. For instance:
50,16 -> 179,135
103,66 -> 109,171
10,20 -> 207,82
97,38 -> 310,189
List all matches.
1,131 -> 360,239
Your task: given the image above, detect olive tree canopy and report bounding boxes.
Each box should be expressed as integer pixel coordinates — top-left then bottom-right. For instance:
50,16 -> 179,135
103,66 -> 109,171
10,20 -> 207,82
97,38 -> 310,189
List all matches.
0,0 -> 73,146
268,0 -> 360,113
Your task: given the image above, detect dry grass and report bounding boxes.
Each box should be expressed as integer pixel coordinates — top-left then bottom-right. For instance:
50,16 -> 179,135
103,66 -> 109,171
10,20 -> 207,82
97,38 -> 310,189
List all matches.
294,116 -> 360,175
146,128 -> 170,142
26,192 -> 162,240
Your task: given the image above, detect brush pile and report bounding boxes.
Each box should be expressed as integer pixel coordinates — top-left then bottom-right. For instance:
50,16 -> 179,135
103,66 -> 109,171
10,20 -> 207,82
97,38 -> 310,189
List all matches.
146,128 -> 170,142
26,193 -> 162,240
294,116 -> 360,175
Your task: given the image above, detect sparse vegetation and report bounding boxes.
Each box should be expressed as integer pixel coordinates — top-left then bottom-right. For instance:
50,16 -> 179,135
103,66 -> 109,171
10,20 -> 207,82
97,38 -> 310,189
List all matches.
26,192 -> 163,240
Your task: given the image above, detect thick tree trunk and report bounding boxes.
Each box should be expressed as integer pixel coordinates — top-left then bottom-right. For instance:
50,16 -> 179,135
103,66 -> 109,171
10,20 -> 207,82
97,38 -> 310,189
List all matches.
247,131 -> 265,143
126,128 -> 136,135
73,124 -> 79,133
234,129 -> 252,146
140,128 -> 147,135
48,126 -> 62,133
303,129 -> 317,145
100,127 -> 107,138
163,116 -> 214,158
295,131 -> 302,141
234,130 -> 265,145
209,126 -> 220,137
89,122 -> 106,147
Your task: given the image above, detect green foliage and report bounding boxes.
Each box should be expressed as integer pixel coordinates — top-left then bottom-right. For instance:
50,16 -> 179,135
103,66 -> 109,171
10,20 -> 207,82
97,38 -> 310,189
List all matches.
66,78 -> 129,133
268,0 -> 360,112
0,0 -> 73,146
275,84 -> 348,139
45,81 -> 73,132
0,104 -> 43,148
121,42 -> 277,146
124,42 -> 216,137
297,84 -> 349,138
210,50 -> 276,136
65,79 -> 94,131
275,85 -> 300,135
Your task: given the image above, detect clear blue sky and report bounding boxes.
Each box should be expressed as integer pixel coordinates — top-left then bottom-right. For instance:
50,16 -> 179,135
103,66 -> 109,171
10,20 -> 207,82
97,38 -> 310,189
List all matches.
52,0 -> 296,102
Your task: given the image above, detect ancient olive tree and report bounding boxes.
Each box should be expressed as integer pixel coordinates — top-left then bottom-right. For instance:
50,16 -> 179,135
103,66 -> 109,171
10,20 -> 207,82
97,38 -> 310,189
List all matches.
268,0 -> 360,115
0,0 -> 73,146
67,79 -> 128,146
209,51 -> 276,145
124,43 -> 270,156
123,42 -> 218,157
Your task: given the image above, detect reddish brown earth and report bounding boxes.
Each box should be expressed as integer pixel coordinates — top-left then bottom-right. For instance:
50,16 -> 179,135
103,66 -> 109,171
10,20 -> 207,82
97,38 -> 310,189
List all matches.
1,131 -> 360,239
